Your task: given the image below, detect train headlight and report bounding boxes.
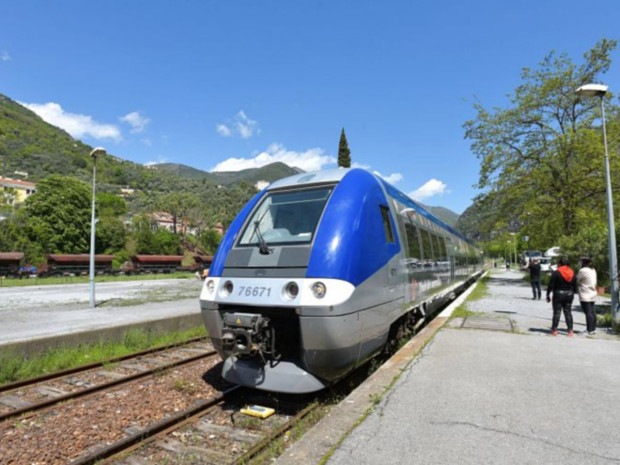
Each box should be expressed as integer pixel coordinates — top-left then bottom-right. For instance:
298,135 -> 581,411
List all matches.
222,280 -> 234,296
311,281 -> 326,299
284,281 -> 299,299
206,279 -> 215,294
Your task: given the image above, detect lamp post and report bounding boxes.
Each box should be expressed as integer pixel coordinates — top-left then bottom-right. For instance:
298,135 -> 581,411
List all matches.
576,83 -> 618,323
510,233 -> 517,266
507,240 -> 511,269
89,147 -> 106,308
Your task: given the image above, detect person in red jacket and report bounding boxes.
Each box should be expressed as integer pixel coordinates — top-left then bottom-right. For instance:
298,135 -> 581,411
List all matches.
546,257 -> 578,336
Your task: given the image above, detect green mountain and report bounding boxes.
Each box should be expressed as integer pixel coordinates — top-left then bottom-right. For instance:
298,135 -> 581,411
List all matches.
421,204 -> 460,228
152,162 -> 303,186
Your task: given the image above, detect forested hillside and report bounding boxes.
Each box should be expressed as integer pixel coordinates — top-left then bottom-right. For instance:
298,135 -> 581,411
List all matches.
0,92 -> 462,263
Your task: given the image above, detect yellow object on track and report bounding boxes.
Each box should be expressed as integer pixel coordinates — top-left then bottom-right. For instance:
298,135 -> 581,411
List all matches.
241,405 -> 275,419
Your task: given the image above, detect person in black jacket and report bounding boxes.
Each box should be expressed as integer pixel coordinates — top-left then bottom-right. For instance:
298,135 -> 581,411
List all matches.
525,258 -> 542,300
546,257 -> 577,336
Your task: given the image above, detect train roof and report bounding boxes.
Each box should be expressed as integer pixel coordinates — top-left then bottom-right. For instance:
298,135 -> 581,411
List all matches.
47,254 -> 115,263
266,168 -> 478,248
267,168 -> 350,190
0,252 -> 24,261
132,255 -> 184,263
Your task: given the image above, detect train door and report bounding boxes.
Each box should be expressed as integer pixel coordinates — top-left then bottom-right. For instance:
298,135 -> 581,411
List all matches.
380,205 -> 399,295
403,218 -> 422,306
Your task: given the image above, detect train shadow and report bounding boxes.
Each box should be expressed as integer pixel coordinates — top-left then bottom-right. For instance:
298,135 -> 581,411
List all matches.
200,360 -> 235,391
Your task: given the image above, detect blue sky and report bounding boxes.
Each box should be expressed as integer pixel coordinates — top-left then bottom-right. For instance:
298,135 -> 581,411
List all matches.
2,1 -> 620,213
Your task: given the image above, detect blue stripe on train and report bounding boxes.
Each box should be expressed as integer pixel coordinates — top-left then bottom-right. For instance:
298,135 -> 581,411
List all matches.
306,169 -> 400,286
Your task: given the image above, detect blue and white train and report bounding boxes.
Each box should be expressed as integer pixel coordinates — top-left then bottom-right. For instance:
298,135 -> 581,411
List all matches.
200,168 -> 483,393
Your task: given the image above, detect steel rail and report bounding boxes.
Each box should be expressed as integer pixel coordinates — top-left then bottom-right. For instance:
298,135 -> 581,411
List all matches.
230,401 -> 320,465
0,336 -> 208,393
0,349 -> 217,423
68,386 -> 241,465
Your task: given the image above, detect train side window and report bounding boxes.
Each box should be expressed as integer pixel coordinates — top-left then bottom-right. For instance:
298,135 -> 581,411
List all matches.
420,228 -> 433,260
436,235 -> 447,260
380,206 -> 395,243
404,221 -> 421,259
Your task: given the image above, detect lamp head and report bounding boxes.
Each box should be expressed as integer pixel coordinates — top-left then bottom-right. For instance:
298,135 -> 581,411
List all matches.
90,147 -> 106,159
575,83 -> 608,98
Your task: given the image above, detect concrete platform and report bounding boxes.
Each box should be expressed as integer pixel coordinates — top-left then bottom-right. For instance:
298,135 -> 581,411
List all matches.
277,269 -> 620,464
0,278 -> 204,356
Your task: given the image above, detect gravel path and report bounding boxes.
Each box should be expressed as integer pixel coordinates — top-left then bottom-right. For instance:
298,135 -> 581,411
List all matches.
468,269 -> 616,339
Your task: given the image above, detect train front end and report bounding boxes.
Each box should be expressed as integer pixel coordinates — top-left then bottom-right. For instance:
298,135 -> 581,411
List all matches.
200,169 -> 399,393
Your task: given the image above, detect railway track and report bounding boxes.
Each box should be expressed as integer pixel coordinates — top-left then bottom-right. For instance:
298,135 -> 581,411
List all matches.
72,389 -> 321,465
0,338 -> 216,422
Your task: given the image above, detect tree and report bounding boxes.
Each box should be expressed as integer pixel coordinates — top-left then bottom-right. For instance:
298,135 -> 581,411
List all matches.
24,175 -> 92,254
133,214 -> 156,254
157,192 -> 199,236
463,39 -> 620,255
199,229 -> 222,255
338,128 -> 351,168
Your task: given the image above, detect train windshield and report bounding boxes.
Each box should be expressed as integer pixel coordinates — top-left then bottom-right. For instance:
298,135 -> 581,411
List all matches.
238,187 -> 333,246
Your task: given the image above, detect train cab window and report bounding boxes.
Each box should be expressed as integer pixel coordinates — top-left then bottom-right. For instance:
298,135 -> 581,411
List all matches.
404,221 -> 421,260
238,187 -> 333,246
380,206 -> 395,243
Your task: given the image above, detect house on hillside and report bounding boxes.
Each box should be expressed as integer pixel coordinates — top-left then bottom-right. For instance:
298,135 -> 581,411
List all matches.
151,211 -> 198,236
0,177 -> 37,204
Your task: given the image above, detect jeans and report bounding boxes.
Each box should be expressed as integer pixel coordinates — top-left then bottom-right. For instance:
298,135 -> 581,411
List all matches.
580,301 -> 596,332
552,294 -> 574,331
531,278 -> 541,299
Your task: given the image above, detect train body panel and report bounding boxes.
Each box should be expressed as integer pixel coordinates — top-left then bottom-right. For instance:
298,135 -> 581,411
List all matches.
200,168 -> 483,393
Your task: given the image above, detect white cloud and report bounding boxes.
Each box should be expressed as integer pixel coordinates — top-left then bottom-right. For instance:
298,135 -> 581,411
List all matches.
141,138 -> 152,147
236,110 -> 259,139
1,51 -> 10,62
216,110 -> 260,139
211,143 -> 335,172
352,162 -> 371,169
120,111 -> 150,133
216,124 -> 232,137
374,171 -> 403,184
144,155 -> 168,166
20,101 -> 121,141
409,178 -> 449,202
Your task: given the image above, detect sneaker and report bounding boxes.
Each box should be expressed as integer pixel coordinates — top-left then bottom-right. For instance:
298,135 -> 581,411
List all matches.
567,331 -> 574,337
550,329 -> 558,336
588,331 -> 596,335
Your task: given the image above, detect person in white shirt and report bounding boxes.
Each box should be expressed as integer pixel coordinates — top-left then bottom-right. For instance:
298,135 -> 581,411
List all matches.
576,257 -> 597,335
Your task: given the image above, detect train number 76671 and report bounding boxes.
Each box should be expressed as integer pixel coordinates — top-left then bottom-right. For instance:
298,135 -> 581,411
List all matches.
238,286 -> 272,297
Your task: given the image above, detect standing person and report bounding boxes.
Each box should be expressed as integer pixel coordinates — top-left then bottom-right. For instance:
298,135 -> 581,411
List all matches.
525,258 -> 542,300
546,257 -> 577,336
576,257 -> 597,335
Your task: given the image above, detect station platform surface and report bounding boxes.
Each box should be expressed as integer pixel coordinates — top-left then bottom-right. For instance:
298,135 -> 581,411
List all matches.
0,278 -> 204,353
278,269 -> 620,465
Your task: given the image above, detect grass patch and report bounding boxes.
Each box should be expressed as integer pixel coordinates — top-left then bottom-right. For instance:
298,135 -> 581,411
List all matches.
0,271 -> 197,288
245,403 -> 329,465
449,276 -> 489,319
0,326 -> 206,386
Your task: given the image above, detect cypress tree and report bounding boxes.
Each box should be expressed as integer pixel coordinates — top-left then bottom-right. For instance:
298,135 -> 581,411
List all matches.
338,128 -> 351,168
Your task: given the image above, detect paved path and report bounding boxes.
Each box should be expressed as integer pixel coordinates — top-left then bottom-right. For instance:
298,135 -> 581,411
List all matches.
0,279 -> 203,345
327,269 -> 620,465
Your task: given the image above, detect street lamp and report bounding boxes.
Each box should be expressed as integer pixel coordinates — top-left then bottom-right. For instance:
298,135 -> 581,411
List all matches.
576,83 -> 618,323
89,147 -> 106,308
507,240 -> 511,269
